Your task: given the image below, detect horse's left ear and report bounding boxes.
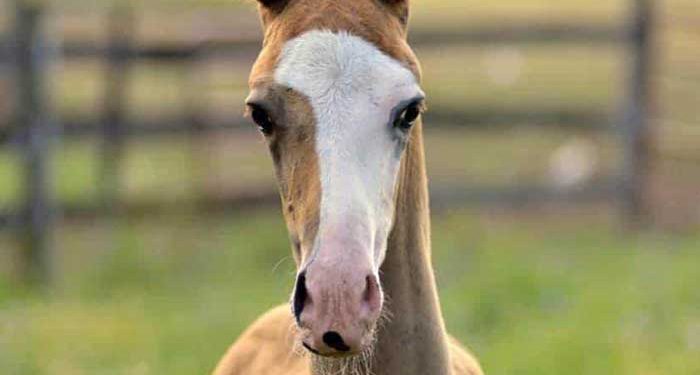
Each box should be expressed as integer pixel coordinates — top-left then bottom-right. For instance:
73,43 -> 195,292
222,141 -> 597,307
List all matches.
379,0 -> 410,25
256,0 -> 289,14
255,0 -> 290,26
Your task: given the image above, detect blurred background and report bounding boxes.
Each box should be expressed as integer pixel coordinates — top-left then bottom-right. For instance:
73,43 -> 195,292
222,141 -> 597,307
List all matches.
0,0 -> 698,374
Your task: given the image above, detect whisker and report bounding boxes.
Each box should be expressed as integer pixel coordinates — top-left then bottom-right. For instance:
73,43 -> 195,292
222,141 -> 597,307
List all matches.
271,256 -> 293,275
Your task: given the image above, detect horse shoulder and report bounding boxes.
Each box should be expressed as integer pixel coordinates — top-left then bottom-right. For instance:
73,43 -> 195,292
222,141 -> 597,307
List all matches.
212,305 -> 310,375
448,335 -> 485,375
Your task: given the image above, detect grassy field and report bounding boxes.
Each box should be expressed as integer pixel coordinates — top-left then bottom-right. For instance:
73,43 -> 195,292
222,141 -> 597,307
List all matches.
1,210 -> 699,374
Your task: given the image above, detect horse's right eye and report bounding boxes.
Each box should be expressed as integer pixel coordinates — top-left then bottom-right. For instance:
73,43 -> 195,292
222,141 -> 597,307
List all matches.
250,105 -> 276,135
394,100 -> 424,131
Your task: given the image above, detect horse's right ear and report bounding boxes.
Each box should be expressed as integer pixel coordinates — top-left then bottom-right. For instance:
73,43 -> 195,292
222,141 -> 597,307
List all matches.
378,0 -> 410,26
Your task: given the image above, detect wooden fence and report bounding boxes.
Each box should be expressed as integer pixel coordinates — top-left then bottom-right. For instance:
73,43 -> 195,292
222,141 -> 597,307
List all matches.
0,0 -> 655,284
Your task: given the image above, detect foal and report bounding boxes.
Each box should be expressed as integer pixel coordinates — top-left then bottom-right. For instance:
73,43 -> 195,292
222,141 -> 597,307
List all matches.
214,1 -> 483,374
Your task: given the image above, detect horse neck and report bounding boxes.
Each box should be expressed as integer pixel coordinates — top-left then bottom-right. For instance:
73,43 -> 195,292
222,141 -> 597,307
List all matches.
370,124 -> 452,375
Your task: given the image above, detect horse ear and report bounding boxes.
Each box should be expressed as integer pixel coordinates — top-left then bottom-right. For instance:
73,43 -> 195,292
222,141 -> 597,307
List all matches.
256,0 -> 289,12
380,0 -> 409,6
379,0 -> 410,25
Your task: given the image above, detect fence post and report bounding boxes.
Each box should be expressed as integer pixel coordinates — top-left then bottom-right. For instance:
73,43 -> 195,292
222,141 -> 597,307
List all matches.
621,0 -> 654,227
100,4 -> 133,214
15,0 -> 53,286
185,52 -> 209,209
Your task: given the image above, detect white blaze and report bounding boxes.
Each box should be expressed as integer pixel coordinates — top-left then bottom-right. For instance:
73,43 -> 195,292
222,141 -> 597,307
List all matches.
275,30 -> 422,269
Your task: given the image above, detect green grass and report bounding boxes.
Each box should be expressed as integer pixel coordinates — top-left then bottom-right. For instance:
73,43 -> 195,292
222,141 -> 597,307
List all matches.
435,214 -> 700,375
0,210 -> 698,374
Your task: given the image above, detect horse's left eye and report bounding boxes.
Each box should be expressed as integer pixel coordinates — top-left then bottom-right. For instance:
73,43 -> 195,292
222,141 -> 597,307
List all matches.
395,102 -> 422,130
249,105 -> 276,135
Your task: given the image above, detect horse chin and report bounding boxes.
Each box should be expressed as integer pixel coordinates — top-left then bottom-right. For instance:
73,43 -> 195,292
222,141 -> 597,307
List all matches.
309,344 -> 375,375
292,326 -> 377,375
316,350 -> 360,359
292,304 -> 390,374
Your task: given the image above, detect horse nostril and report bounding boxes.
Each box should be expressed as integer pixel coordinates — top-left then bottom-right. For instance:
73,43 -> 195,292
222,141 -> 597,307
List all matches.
322,331 -> 350,352
293,271 -> 308,324
363,274 -> 381,311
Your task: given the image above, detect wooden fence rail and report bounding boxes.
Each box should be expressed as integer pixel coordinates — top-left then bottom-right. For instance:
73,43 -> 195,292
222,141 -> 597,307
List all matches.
0,23 -> 625,65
